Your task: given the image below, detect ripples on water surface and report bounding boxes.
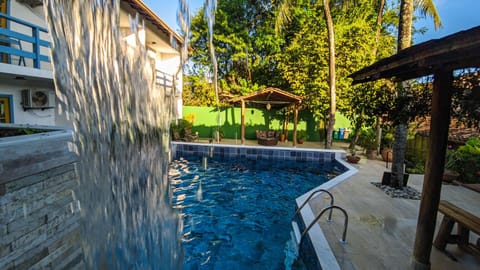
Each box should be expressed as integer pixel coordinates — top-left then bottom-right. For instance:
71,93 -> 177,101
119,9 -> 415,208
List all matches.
170,157 -> 341,269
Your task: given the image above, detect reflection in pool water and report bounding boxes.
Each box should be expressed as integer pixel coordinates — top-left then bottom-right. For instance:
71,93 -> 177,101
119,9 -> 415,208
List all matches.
170,156 -> 344,269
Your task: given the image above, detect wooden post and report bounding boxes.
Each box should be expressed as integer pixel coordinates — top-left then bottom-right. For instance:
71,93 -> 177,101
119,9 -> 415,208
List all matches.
241,99 -> 245,145
412,69 -> 453,270
293,106 -> 298,146
285,110 -> 290,142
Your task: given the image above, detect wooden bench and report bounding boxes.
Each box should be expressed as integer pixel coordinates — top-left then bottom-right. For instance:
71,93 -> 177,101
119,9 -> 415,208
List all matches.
433,200 -> 480,255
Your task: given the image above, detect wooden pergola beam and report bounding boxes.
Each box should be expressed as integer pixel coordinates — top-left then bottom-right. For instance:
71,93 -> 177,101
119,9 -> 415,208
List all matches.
350,26 -> 480,84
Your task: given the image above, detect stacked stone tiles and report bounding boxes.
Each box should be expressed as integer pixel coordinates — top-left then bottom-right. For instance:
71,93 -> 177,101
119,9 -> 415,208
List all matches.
0,131 -> 83,269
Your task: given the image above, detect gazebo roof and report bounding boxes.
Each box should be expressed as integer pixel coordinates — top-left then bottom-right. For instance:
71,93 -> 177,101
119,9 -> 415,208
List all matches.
229,87 -> 302,108
350,26 -> 480,83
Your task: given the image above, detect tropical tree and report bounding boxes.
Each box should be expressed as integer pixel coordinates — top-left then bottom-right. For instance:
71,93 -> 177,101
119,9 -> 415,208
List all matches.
187,0 -> 286,101
276,0 -> 360,148
345,0 -> 398,150
276,0 -> 398,148
390,0 -> 442,188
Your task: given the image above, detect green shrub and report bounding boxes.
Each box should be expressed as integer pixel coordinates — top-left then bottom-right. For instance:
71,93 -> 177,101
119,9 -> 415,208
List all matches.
448,136 -> 480,183
297,130 -> 307,140
357,128 -> 377,150
406,156 -> 425,174
170,119 -> 192,138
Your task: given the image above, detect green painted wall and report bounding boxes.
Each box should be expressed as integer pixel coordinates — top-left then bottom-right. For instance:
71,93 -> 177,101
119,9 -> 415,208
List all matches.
183,106 -> 351,141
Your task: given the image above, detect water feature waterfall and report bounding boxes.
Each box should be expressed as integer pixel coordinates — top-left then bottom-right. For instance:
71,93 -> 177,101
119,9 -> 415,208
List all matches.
44,1 -> 182,268
205,0 -> 221,141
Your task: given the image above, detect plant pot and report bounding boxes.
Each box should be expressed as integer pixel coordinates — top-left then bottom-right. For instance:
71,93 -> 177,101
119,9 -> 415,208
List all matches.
297,138 -> 304,144
381,171 -> 409,186
381,148 -> 393,162
280,134 -> 286,142
442,170 -> 460,183
366,149 -> 378,160
346,155 -> 360,164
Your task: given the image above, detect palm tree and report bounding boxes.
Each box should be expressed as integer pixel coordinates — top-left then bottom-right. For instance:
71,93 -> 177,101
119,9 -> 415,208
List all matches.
390,0 -> 442,188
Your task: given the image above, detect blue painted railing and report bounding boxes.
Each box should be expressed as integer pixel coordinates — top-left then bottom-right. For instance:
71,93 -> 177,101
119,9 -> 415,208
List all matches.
0,13 -> 50,69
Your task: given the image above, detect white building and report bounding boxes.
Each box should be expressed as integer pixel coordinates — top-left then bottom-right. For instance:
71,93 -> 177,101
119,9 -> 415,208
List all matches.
0,0 -> 183,127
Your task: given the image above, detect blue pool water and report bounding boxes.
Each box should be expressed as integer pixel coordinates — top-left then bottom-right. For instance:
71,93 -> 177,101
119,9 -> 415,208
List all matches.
170,155 -> 344,269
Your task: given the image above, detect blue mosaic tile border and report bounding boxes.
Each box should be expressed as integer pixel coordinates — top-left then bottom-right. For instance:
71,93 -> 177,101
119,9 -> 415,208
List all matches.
171,143 -> 336,163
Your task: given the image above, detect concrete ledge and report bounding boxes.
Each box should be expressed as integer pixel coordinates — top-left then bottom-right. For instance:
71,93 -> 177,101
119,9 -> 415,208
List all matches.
0,62 -> 53,81
0,126 -> 76,183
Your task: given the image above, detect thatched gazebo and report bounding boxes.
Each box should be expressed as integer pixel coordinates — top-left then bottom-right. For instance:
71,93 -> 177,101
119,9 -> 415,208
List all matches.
229,87 -> 302,145
350,26 -> 480,269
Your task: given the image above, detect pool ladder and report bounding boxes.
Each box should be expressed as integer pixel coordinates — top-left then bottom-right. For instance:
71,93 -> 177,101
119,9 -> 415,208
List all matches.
292,189 -> 349,245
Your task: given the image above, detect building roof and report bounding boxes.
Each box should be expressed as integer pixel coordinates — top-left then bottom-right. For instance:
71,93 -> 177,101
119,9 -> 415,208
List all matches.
350,26 -> 480,84
415,117 -> 479,145
122,0 -> 183,47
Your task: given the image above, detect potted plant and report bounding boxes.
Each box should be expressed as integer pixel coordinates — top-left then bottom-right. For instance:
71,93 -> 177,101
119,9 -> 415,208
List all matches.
442,148 -> 460,183
296,130 -> 307,144
346,149 -> 361,164
381,125 -> 394,162
170,119 -> 192,141
357,128 -> 378,160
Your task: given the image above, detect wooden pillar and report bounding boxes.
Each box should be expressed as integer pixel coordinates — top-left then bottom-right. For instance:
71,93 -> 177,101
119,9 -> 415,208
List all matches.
241,99 -> 245,145
293,106 -> 298,147
285,110 -> 290,142
411,69 -> 453,270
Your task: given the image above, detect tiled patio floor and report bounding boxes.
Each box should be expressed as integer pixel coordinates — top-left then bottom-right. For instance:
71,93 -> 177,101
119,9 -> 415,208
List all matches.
309,159 -> 480,270
191,138 -> 480,269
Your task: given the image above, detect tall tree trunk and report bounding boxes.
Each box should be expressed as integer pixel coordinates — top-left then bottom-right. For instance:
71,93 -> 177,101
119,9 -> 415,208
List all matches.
323,0 -> 336,149
397,0 -> 413,50
349,117 -> 363,151
372,0 -> 385,59
373,0 -> 385,153
376,116 -> 382,153
391,0 -> 414,188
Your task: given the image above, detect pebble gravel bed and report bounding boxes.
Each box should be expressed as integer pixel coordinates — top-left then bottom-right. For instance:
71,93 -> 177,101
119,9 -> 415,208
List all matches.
371,182 -> 421,200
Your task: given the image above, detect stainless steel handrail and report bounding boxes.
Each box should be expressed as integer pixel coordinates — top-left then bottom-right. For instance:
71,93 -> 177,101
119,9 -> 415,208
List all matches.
300,205 -> 349,245
293,189 -> 334,222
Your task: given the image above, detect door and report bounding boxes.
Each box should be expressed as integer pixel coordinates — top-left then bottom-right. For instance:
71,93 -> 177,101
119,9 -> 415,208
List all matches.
0,96 -> 12,123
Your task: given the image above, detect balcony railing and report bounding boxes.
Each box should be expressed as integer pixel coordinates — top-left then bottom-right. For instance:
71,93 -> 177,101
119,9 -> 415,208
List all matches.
156,69 -> 178,97
0,13 -> 50,69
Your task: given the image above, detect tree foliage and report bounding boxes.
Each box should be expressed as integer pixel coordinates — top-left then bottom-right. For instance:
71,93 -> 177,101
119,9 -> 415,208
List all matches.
452,69 -> 480,128
183,0 -> 405,147
277,0 -> 397,132
187,0 -> 285,103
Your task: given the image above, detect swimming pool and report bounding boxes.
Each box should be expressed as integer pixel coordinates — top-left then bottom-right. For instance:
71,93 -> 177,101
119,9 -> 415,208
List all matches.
169,143 -> 348,269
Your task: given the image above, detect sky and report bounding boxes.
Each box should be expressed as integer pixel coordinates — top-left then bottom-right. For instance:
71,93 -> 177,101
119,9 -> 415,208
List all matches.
143,0 -> 480,45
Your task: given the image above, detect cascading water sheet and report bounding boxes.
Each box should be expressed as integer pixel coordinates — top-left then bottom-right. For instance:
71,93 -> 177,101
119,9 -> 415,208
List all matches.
44,1 -> 182,268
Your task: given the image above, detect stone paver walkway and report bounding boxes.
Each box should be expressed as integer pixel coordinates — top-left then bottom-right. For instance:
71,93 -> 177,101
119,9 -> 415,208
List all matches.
309,159 -> 480,270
